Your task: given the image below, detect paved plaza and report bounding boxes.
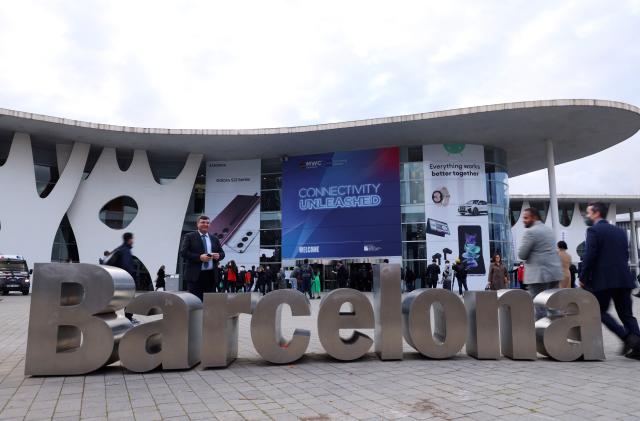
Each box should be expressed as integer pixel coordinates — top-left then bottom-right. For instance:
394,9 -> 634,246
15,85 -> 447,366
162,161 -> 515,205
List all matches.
1,292 -> 640,421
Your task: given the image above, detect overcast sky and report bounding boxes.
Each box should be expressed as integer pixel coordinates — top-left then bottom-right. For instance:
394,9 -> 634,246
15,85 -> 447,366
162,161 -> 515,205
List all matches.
0,0 -> 638,195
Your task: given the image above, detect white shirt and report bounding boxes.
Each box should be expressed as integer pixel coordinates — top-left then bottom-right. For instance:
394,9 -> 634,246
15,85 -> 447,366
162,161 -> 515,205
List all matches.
200,231 -> 213,271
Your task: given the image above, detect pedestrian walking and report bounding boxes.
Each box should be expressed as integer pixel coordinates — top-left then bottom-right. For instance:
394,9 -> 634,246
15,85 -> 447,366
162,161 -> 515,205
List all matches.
425,259 -> 441,288
517,207 -> 563,320
108,232 -> 138,324
557,241 -> 572,288
311,269 -> 321,299
155,265 -> 166,291
580,202 -> 640,359
488,253 -> 508,290
441,261 -> 453,290
300,259 -> 314,299
453,258 -> 468,295
226,260 -> 238,293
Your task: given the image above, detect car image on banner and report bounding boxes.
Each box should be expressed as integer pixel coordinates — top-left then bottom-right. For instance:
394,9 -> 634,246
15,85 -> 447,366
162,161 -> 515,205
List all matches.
282,148 -> 401,259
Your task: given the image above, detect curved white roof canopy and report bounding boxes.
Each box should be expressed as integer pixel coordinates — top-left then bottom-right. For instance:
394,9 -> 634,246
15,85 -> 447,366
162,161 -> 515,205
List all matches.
1,99 -> 639,177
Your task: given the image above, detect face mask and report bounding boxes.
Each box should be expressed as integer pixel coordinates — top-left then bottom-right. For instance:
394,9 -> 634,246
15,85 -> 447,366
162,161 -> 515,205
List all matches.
584,218 -> 594,227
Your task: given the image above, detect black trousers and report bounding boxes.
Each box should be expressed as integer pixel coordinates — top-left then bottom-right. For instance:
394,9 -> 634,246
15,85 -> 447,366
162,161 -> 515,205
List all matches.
457,278 -> 468,294
593,288 -> 640,340
188,269 -> 215,301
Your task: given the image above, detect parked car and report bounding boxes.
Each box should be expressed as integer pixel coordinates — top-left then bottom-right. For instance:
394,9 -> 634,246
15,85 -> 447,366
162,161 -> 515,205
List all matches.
0,255 -> 31,295
458,200 -> 488,216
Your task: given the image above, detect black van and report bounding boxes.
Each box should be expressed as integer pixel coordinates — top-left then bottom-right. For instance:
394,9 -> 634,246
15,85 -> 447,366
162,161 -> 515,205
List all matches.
0,255 -> 31,295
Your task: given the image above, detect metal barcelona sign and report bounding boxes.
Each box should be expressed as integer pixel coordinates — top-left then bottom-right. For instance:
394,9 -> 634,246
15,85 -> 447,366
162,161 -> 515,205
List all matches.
24,263 -> 605,376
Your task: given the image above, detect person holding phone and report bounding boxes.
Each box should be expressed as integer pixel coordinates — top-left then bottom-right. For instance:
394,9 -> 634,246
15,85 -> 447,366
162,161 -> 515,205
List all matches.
180,215 -> 225,301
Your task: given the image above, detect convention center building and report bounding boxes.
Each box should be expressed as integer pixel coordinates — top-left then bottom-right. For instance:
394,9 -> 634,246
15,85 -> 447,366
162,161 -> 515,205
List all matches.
1,99 -> 639,290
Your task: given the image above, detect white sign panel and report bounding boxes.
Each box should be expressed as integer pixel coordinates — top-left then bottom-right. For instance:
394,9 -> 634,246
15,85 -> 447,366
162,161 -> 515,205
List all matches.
423,144 -> 490,290
205,160 -> 261,270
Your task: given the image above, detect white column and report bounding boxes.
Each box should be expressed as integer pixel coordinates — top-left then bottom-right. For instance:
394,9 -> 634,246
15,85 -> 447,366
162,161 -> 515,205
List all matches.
630,210 -> 639,277
545,139 -> 560,240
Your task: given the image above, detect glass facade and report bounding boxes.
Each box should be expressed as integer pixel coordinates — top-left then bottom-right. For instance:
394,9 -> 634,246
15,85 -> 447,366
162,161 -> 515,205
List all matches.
484,147 -> 513,267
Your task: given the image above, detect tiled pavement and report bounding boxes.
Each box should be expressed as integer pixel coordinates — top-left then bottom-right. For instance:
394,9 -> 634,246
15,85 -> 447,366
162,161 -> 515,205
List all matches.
1,293 -> 640,420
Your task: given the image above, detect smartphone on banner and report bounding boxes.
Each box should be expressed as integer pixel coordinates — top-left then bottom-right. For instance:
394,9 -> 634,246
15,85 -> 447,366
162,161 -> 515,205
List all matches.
226,228 -> 258,253
457,225 -> 486,275
208,194 -> 260,246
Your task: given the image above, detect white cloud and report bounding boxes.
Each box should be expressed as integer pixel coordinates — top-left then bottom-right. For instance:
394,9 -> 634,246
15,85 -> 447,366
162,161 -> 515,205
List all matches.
0,0 -> 638,194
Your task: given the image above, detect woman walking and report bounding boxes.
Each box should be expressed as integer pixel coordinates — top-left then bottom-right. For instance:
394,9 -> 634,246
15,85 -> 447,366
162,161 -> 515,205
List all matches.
226,260 -> 238,292
488,253 -> 509,290
557,241 -> 572,288
311,269 -> 321,299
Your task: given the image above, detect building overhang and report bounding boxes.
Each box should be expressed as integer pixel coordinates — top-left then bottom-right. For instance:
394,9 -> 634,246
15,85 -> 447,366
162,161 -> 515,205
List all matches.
1,99 -> 639,177
509,194 -> 640,214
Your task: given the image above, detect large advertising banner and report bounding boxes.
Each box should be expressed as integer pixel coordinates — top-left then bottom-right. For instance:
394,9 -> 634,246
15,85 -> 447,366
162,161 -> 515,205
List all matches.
205,159 -> 261,269
423,144 -> 490,290
282,148 -> 401,259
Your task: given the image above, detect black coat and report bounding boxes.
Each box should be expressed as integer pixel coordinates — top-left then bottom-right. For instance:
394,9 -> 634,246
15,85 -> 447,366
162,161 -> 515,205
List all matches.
180,231 -> 225,283
580,220 -> 635,292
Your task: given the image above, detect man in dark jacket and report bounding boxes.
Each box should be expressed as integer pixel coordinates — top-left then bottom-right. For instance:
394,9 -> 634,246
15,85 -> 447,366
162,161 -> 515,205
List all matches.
180,215 -> 225,301
334,261 -> 349,289
453,259 -> 468,295
425,260 -> 440,288
405,268 -> 417,292
108,232 -> 137,322
581,202 -> 640,359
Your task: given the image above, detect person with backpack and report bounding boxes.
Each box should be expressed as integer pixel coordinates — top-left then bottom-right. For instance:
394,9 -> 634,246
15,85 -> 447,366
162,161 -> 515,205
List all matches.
441,261 -> 453,290
453,258 -> 468,295
425,259 -> 441,288
300,259 -> 314,299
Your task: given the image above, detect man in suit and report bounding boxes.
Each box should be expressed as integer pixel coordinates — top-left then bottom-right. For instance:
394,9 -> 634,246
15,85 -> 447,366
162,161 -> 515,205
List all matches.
180,215 -> 225,301
580,202 -> 640,359
518,207 -> 563,320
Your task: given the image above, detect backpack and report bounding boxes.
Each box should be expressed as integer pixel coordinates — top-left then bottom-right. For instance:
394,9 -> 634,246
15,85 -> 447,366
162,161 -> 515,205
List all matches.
244,271 -> 252,283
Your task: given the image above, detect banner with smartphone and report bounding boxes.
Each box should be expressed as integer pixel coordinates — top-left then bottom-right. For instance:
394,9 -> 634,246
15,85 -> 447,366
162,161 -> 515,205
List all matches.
205,159 -> 261,270
282,147 -> 401,259
423,144 -> 490,290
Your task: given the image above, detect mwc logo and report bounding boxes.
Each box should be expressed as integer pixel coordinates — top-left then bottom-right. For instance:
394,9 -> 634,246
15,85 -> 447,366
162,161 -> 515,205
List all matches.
299,159 -> 332,169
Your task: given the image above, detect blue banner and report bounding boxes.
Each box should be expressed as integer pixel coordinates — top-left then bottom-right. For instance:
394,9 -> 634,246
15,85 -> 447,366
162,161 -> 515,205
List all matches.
282,147 -> 401,259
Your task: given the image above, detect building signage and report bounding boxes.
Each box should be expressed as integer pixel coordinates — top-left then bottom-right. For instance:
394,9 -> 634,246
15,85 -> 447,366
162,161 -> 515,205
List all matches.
25,263 -> 604,376
282,148 -> 402,259
423,144 -> 491,289
205,159 -> 261,269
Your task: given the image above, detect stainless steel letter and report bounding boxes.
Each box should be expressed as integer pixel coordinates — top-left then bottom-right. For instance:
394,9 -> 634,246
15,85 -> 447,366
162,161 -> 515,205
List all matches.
250,290 -> 311,364
373,264 -> 403,360
317,289 -> 374,361
534,288 -> 605,361
25,263 -> 135,376
497,289 -> 537,360
464,291 -> 500,359
464,290 -> 536,360
201,293 -> 256,368
119,291 -> 203,372
402,289 -> 467,359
